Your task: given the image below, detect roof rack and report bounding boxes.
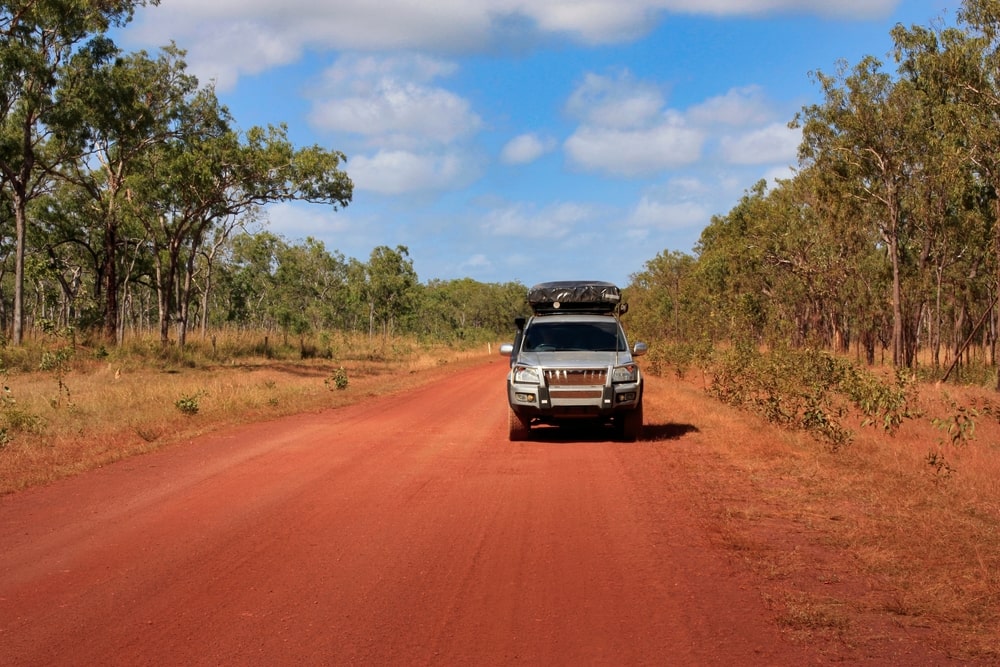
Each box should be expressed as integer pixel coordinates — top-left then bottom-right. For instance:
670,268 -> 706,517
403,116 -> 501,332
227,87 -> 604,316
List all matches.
527,281 -> 624,315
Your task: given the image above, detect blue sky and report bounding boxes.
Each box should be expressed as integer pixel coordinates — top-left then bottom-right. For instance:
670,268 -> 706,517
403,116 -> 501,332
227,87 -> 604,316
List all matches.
116,0 -> 954,288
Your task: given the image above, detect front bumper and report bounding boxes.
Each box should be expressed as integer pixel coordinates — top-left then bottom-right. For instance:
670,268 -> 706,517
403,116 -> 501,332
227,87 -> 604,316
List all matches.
508,377 -> 642,421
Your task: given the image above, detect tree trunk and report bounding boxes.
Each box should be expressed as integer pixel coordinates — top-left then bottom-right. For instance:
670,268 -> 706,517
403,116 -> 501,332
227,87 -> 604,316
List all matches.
102,219 -> 118,343
12,195 -> 26,345
995,198 -> 1000,391
200,263 -> 213,339
889,231 -> 904,367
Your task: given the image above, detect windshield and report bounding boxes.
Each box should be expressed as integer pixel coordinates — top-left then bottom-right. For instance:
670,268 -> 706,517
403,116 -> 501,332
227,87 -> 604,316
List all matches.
522,320 -> 626,352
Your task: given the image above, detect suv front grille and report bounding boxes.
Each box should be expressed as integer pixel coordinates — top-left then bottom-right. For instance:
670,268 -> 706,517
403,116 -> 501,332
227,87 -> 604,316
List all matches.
545,369 -> 607,386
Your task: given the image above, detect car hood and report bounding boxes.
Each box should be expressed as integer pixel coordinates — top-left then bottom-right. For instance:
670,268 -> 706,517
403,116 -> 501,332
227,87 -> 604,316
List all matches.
517,351 -> 634,368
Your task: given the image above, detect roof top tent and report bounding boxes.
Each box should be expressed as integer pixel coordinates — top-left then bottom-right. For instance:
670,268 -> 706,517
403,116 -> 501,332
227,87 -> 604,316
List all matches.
526,280 -> 626,316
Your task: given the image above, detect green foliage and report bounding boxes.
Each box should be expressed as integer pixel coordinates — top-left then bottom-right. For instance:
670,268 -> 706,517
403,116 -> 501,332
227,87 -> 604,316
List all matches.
325,367 -> 349,391
643,339 -> 714,379
932,396 -> 979,448
174,390 -> 205,416
838,366 -> 917,434
703,346 -> 918,449
36,319 -> 75,408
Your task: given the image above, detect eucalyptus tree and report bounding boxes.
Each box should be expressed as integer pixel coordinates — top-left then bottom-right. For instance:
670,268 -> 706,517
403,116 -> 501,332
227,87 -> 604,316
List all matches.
414,278 -> 528,342
271,237 -> 348,336
0,0 -> 157,344
194,211 -> 251,337
776,165 -> 889,358
363,245 -> 417,340
57,43 -> 194,343
891,20 -> 994,369
132,104 -> 353,345
480,280 -> 531,336
924,0 -> 1000,382
694,180 -> 775,344
216,231 -> 283,329
795,57 -> 929,366
627,249 -> 697,344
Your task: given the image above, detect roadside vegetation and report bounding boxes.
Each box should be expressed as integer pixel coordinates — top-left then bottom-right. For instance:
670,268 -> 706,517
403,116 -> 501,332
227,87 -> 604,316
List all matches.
642,365 -> 1000,661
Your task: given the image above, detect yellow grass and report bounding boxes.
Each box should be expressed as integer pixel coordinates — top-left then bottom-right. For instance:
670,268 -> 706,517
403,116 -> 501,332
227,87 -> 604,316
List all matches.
0,332 -> 493,495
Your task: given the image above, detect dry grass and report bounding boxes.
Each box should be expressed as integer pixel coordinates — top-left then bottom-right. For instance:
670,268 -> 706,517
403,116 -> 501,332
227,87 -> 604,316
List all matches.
645,371 -> 1000,662
0,332 -> 492,495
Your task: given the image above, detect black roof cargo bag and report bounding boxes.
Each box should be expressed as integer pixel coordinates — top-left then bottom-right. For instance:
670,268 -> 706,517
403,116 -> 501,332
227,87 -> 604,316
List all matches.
527,281 -> 621,314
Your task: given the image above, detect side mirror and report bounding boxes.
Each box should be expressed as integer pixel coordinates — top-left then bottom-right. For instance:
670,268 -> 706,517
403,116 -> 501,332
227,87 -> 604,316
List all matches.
499,343 -> 514,356
632,341 -> 648,357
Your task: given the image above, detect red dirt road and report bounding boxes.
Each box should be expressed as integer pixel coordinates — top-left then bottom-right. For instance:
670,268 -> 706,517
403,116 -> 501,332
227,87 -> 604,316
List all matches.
0,359 -> 820,666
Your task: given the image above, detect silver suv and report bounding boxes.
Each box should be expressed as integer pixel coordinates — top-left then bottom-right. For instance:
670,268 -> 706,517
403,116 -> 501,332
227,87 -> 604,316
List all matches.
499,281 -> 647,441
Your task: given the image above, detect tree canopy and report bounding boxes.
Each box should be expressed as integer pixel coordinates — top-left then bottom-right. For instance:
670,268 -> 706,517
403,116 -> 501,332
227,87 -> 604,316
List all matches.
627,0 -> 1000,383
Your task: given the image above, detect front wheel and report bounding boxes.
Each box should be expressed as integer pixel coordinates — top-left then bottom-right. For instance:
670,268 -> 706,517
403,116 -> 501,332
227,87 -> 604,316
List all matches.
619,402 -> 643,442
509,407 -> 531,441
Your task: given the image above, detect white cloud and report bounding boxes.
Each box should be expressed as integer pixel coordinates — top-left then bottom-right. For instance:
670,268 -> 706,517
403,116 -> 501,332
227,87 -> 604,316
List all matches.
121,1 -> 898,89
485,202 -> 598,239
527,1 -> 659,43
308,55 -> 481,150
501,133 -> 557,165
349,150 -> 481,194
720,122 -> 802,165
627,196 -> 711,231
459,254 -> 494,272
688,85 -> 773,127
565,113 -> 704,176
563,68 -> 803,176
563,70 -> 705,176
565,71 -> 665,129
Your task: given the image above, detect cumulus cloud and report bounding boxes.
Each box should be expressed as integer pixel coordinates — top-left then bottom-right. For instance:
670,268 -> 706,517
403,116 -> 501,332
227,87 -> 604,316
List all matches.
121,0 -> 899,89
688,85 -> 774,127
565,71 -> 665,129
349,150 -> 481,195
501,133 -> 557,165
563,71 -> 704,176
459,254 -> 494,272
301,55 -> 484,195
562,67 -> 802,176
720,122 -> 802,165
565,120 -> 704,176
485,202 -> 599,239
308,55 -> 481,150
627,196 -> 711,232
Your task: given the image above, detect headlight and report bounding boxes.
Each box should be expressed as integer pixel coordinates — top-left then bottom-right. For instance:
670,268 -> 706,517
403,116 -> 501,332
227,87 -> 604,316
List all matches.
611,364 -> 638,383
513,365 -> 541,384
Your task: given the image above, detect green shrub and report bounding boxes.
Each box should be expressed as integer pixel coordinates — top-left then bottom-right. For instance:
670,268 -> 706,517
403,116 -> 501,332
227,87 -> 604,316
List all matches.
703,346 -> 915,448
175,391 -> 205,415
325,367 -> 349,391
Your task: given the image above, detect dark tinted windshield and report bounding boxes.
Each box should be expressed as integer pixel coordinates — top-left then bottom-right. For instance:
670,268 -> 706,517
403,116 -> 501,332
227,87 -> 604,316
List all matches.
522,320 -> 625,352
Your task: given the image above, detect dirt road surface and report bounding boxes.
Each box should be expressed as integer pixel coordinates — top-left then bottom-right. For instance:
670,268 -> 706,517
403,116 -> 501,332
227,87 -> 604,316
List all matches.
0,359 -> 926,665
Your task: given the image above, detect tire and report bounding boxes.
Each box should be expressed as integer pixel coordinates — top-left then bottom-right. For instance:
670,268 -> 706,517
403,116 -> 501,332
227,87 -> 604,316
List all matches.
509,407 -> 531,441
619,401 -> 643,442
